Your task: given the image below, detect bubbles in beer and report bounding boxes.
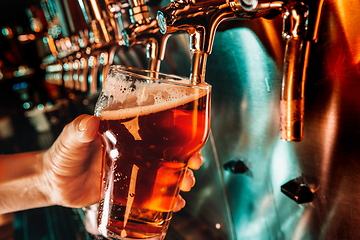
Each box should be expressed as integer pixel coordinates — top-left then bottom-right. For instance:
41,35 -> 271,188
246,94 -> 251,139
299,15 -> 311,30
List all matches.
96,75 -> 207,121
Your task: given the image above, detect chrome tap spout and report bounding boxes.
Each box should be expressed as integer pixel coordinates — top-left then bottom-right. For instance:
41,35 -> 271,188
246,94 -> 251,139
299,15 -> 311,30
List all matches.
157,0 -> 281,84
78,0 -> 124,45
157,0 -> 236,84
157,0 -> 325,141
122,0 -> 170,72
280,0 -> 325,141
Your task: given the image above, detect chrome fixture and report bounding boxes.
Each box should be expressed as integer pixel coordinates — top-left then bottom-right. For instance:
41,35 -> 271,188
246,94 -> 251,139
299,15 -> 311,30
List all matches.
157,0 -> 325,141
122,0 -> 170,71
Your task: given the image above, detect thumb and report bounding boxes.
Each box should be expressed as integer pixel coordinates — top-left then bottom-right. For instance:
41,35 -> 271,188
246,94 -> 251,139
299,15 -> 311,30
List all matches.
50,114 -> 100,160
46,114 -> 100,176
69,114 -> 100,143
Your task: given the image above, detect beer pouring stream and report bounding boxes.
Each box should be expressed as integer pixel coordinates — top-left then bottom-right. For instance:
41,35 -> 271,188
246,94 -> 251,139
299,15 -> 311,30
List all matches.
157,0 -> 326,141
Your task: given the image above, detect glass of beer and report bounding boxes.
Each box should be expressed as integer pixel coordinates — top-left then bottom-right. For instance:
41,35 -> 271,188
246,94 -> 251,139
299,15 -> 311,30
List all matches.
94,66 -> 211,240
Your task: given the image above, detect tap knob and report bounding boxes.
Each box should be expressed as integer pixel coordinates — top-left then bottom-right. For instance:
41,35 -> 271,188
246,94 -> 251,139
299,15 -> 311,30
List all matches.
224,160 -> 249,174
281,178 -> 314,204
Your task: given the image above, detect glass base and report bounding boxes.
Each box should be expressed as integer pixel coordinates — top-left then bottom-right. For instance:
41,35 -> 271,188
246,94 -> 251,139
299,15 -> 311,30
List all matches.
104,229 -> 166,240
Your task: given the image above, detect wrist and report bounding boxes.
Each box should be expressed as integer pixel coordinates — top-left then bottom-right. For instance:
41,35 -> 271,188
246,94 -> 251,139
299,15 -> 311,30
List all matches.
0,150 -> 54,214
40,149 -> 58,207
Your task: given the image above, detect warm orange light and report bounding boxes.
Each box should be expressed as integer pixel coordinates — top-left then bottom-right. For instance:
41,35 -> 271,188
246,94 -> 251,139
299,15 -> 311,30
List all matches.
65,37 -> 72,49
47,35 -> 58,56
334,0 -> 360,64
291,9 -> 300,38
313,0 -> 325,42
18,34 -> 36,42
90,0 -> 102,21
33,24 -> 41,33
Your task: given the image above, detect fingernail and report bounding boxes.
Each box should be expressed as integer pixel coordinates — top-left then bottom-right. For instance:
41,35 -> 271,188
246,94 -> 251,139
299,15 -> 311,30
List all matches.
79,116 -> 94,132
197,151 -> 203,160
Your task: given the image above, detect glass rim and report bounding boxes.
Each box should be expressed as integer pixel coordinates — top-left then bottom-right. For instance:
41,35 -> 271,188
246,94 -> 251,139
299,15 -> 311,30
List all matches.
108,65 -> 211,89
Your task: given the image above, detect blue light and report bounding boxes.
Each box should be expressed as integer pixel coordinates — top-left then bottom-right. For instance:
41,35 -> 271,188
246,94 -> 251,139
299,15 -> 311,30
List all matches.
37,104 -> 45,110
77,0 -> 90,24
79,38 -> 84,48
23,102 -> 31,109
2,27 -> 10,36
20,82 -> 28,89
12,82 -> 28,91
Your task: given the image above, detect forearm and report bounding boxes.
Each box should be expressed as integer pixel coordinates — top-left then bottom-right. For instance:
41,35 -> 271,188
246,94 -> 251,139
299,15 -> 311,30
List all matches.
0,151 -> 53,214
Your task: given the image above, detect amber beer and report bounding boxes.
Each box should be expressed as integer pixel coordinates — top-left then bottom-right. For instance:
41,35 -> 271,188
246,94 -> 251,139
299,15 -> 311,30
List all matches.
95,67 -> 211,240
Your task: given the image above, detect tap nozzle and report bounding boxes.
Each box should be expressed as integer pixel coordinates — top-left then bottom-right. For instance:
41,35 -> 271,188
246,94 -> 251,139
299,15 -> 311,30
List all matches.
122,0 -> 170,71
280,0 -> 325,141
157,0 -> 237,84
158,0 -> 325,141
79,0 -> 124,44
157,0 -> 282,84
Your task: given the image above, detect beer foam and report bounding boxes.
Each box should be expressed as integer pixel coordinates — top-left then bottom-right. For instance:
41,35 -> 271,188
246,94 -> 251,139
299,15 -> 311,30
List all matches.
97,77 -> 208,120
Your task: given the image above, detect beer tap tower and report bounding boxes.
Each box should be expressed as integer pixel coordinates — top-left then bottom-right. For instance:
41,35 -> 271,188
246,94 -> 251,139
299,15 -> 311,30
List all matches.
79,0 -> 173,92
78,0 -> 126,94
121,0 -> 171,72
157,0 -> 325,141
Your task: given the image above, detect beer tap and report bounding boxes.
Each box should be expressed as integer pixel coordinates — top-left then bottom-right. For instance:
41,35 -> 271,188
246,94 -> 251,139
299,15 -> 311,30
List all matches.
78,0 -> 127,94
280,0 -> 325,141
157,0 -> 325,141
122,0 -> 170,72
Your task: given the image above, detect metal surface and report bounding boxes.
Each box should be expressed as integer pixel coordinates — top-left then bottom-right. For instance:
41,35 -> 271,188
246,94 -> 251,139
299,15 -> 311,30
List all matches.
182,0 -> 360,239
157,0 -> 328,140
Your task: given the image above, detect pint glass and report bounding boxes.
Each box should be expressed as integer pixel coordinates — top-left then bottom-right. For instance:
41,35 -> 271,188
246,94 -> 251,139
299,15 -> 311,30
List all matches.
94,66 -> 211,239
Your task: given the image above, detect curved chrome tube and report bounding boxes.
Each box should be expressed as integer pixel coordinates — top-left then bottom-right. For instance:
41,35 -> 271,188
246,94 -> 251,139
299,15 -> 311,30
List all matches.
157,0 -> 325,141
122,0 -> 170,72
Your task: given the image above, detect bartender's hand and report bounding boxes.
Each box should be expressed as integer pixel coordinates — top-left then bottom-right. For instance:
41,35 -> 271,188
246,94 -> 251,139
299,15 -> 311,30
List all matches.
0,114 -> 202,214
43,114 -> 203,210
42,115 -> 102,208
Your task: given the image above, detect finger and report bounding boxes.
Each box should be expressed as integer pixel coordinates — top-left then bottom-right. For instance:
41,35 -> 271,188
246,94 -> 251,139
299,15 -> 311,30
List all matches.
179,169 -> 195,192
48,115 -> 100,171
59,115 -> 99,146
173,195 -> 186,212
188,151 -> 203,170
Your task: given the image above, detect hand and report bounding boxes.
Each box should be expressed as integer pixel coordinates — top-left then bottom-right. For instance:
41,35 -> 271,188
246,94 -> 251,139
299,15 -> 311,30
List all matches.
43,115 -> 102,208
43,114 -> 203,210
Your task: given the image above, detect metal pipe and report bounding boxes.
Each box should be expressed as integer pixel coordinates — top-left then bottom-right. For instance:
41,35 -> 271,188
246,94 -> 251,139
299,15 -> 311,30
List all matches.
157,0 -> 325,141
122,0 -> 170,71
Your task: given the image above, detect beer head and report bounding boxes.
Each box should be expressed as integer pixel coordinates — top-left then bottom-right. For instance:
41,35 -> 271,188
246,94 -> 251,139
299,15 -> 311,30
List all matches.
94,66 -> 210,120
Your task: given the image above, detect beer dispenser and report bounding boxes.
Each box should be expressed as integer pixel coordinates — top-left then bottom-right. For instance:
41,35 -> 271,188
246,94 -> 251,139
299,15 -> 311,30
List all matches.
157,0 -> 325,140
121,0 -> 169,72
154,0 -> 360,239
